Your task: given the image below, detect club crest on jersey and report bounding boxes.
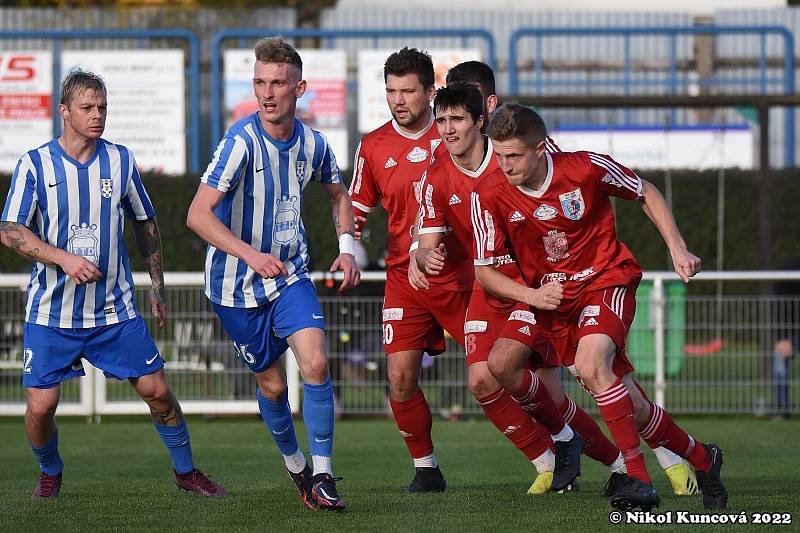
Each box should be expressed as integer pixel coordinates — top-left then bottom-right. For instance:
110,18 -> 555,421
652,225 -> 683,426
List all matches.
69,223 -> 99,264
406,146 -> 429,163
542,230 -> 569,262
100,178 -> 113,199
273,196 -> 299,244
295,160 -> 306,179
559,188 -> 585,220
534,204 -> 557,221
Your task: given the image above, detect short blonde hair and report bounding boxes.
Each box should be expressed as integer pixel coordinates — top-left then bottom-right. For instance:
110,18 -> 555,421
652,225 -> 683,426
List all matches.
253,37 -> 302,75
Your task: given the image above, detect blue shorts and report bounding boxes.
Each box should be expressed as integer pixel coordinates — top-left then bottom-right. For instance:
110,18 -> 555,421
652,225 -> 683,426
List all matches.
213,278 -> 325,373
23,315 -> 163,389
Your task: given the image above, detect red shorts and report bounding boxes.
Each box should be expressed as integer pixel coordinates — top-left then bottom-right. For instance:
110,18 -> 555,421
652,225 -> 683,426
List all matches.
382,267 -> 470,355
464,289 -> 557,368
544,283 -> 637,379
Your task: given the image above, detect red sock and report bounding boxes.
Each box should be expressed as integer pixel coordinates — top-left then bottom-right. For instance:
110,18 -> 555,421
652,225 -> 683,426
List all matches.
477,388 -> 553,461
560,396 -> 620,466
639,400 -> 711,472
596,380 -> 651,484
389,389 -> 434,459
510,369 -> 567,435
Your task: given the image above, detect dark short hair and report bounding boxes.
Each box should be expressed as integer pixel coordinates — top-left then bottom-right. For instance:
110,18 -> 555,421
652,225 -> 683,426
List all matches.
446,61 -> 495,98
60,69 -> 105,107
486,102 -> 547,146
383,47 -> 434,88
254,37 -> 303,75
434,84 -> 484,124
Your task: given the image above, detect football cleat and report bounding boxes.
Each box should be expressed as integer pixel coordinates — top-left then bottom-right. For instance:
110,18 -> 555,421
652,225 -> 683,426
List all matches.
405,466 -> 447,493
602,472 -> 628,498
527,471 -> 553,495
552,432 -> 585,492
287,464 -> 316,510
664,460 -> 698,496
174,468 -> 228,497
311,473 -> 346,511
32,472 -> 62,499
609,475 -> 661,512
696,443 -> 728,510
556,481 -> 580,494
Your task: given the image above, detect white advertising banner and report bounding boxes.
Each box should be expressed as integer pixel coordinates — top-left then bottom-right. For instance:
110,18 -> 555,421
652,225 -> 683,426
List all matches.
223,49 -> 349,169
551,127 -> 754,170
61,50 -> 186,174
0,51 -> 53,173
357,49 -> 482,134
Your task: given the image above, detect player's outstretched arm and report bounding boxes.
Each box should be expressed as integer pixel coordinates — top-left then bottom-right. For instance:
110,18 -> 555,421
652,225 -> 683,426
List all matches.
0,221 -> 101,284
132,217 -> 167,329
639,179 -> 701,282
322,181 -> 361,291
187,184 -> 287,279
475,265 -> 562,310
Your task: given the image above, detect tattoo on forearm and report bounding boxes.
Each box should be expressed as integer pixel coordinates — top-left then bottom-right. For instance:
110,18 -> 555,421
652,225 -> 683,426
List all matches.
151,392 -> 184,426
133,219 -> 164,300
0,221 -> 41,260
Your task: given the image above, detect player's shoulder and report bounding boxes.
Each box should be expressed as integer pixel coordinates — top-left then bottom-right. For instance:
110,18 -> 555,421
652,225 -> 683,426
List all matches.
473,167 -> 508,196
360,119 -> 397,146
550,150 -> 592,166
225,113 -> 260,141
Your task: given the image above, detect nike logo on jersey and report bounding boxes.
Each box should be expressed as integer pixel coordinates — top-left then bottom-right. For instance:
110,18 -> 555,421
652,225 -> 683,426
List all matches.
48,181 -> 64,188
517,325 -> 531,336
509,211 -> 526,223
384,157 -> 397,168
448,194 -> 461,205
255,166 -> 265,173
145,354 -> 160,365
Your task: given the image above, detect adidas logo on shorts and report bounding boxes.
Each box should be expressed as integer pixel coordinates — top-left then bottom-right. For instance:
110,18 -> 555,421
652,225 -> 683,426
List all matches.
509,211 -> 526,223
584,317 -> 599,326
449,194 -> 461,205
517,325 -> 531,336
385,157 -> 397,168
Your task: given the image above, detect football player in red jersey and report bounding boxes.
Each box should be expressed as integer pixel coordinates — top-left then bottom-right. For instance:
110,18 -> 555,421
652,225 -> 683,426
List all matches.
416,83 -> 585,493
471,103 -> 728,512
445,61 -> 696,498
350,48 -> 467,492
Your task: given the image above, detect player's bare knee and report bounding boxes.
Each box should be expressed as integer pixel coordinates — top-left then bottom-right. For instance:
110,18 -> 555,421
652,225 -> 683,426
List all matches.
468,371 -> 498,398
26,399 -> 57,422
388,378 -> 419,402
299,353 -> 329,383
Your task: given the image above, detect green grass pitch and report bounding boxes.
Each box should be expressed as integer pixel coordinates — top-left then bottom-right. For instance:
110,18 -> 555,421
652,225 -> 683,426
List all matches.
1,416 -> 798,532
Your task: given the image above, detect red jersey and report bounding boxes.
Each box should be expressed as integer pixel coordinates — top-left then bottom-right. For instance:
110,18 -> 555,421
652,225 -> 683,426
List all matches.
471,151 -> 644,317
350,114 -> 442,269
417,137 -> 498,290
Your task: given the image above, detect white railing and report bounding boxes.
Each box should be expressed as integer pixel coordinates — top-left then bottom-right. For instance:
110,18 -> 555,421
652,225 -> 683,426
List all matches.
0,271 -> 798,418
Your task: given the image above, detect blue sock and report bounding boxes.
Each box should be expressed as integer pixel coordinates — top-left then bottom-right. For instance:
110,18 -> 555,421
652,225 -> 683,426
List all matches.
31,432 -> 63,476
257,389 -> 300,456
303,379 -> 335,457
154,421 -> 194,474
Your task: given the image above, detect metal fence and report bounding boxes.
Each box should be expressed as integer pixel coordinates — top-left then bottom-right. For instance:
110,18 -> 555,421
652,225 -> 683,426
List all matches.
0,271 -> 798,418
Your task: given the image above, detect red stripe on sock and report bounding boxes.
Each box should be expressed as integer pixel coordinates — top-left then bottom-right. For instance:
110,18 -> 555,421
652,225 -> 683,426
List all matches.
510,369 -> 567,435
597,380 -> 651,484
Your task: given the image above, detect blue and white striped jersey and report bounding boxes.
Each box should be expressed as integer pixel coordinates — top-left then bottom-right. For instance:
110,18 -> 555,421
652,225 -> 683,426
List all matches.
1,138 -> 155,328
202,114 -> 341,308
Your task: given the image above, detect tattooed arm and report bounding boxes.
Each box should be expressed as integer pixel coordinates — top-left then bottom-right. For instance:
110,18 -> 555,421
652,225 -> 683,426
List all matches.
0,221 -> 102,284
322,181 -> 360,291
132,217 -> 167,329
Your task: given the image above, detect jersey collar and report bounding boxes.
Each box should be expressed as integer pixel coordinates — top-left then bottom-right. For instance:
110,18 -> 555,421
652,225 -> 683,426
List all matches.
451,136 -> 493,178
391,109 -> 434,140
